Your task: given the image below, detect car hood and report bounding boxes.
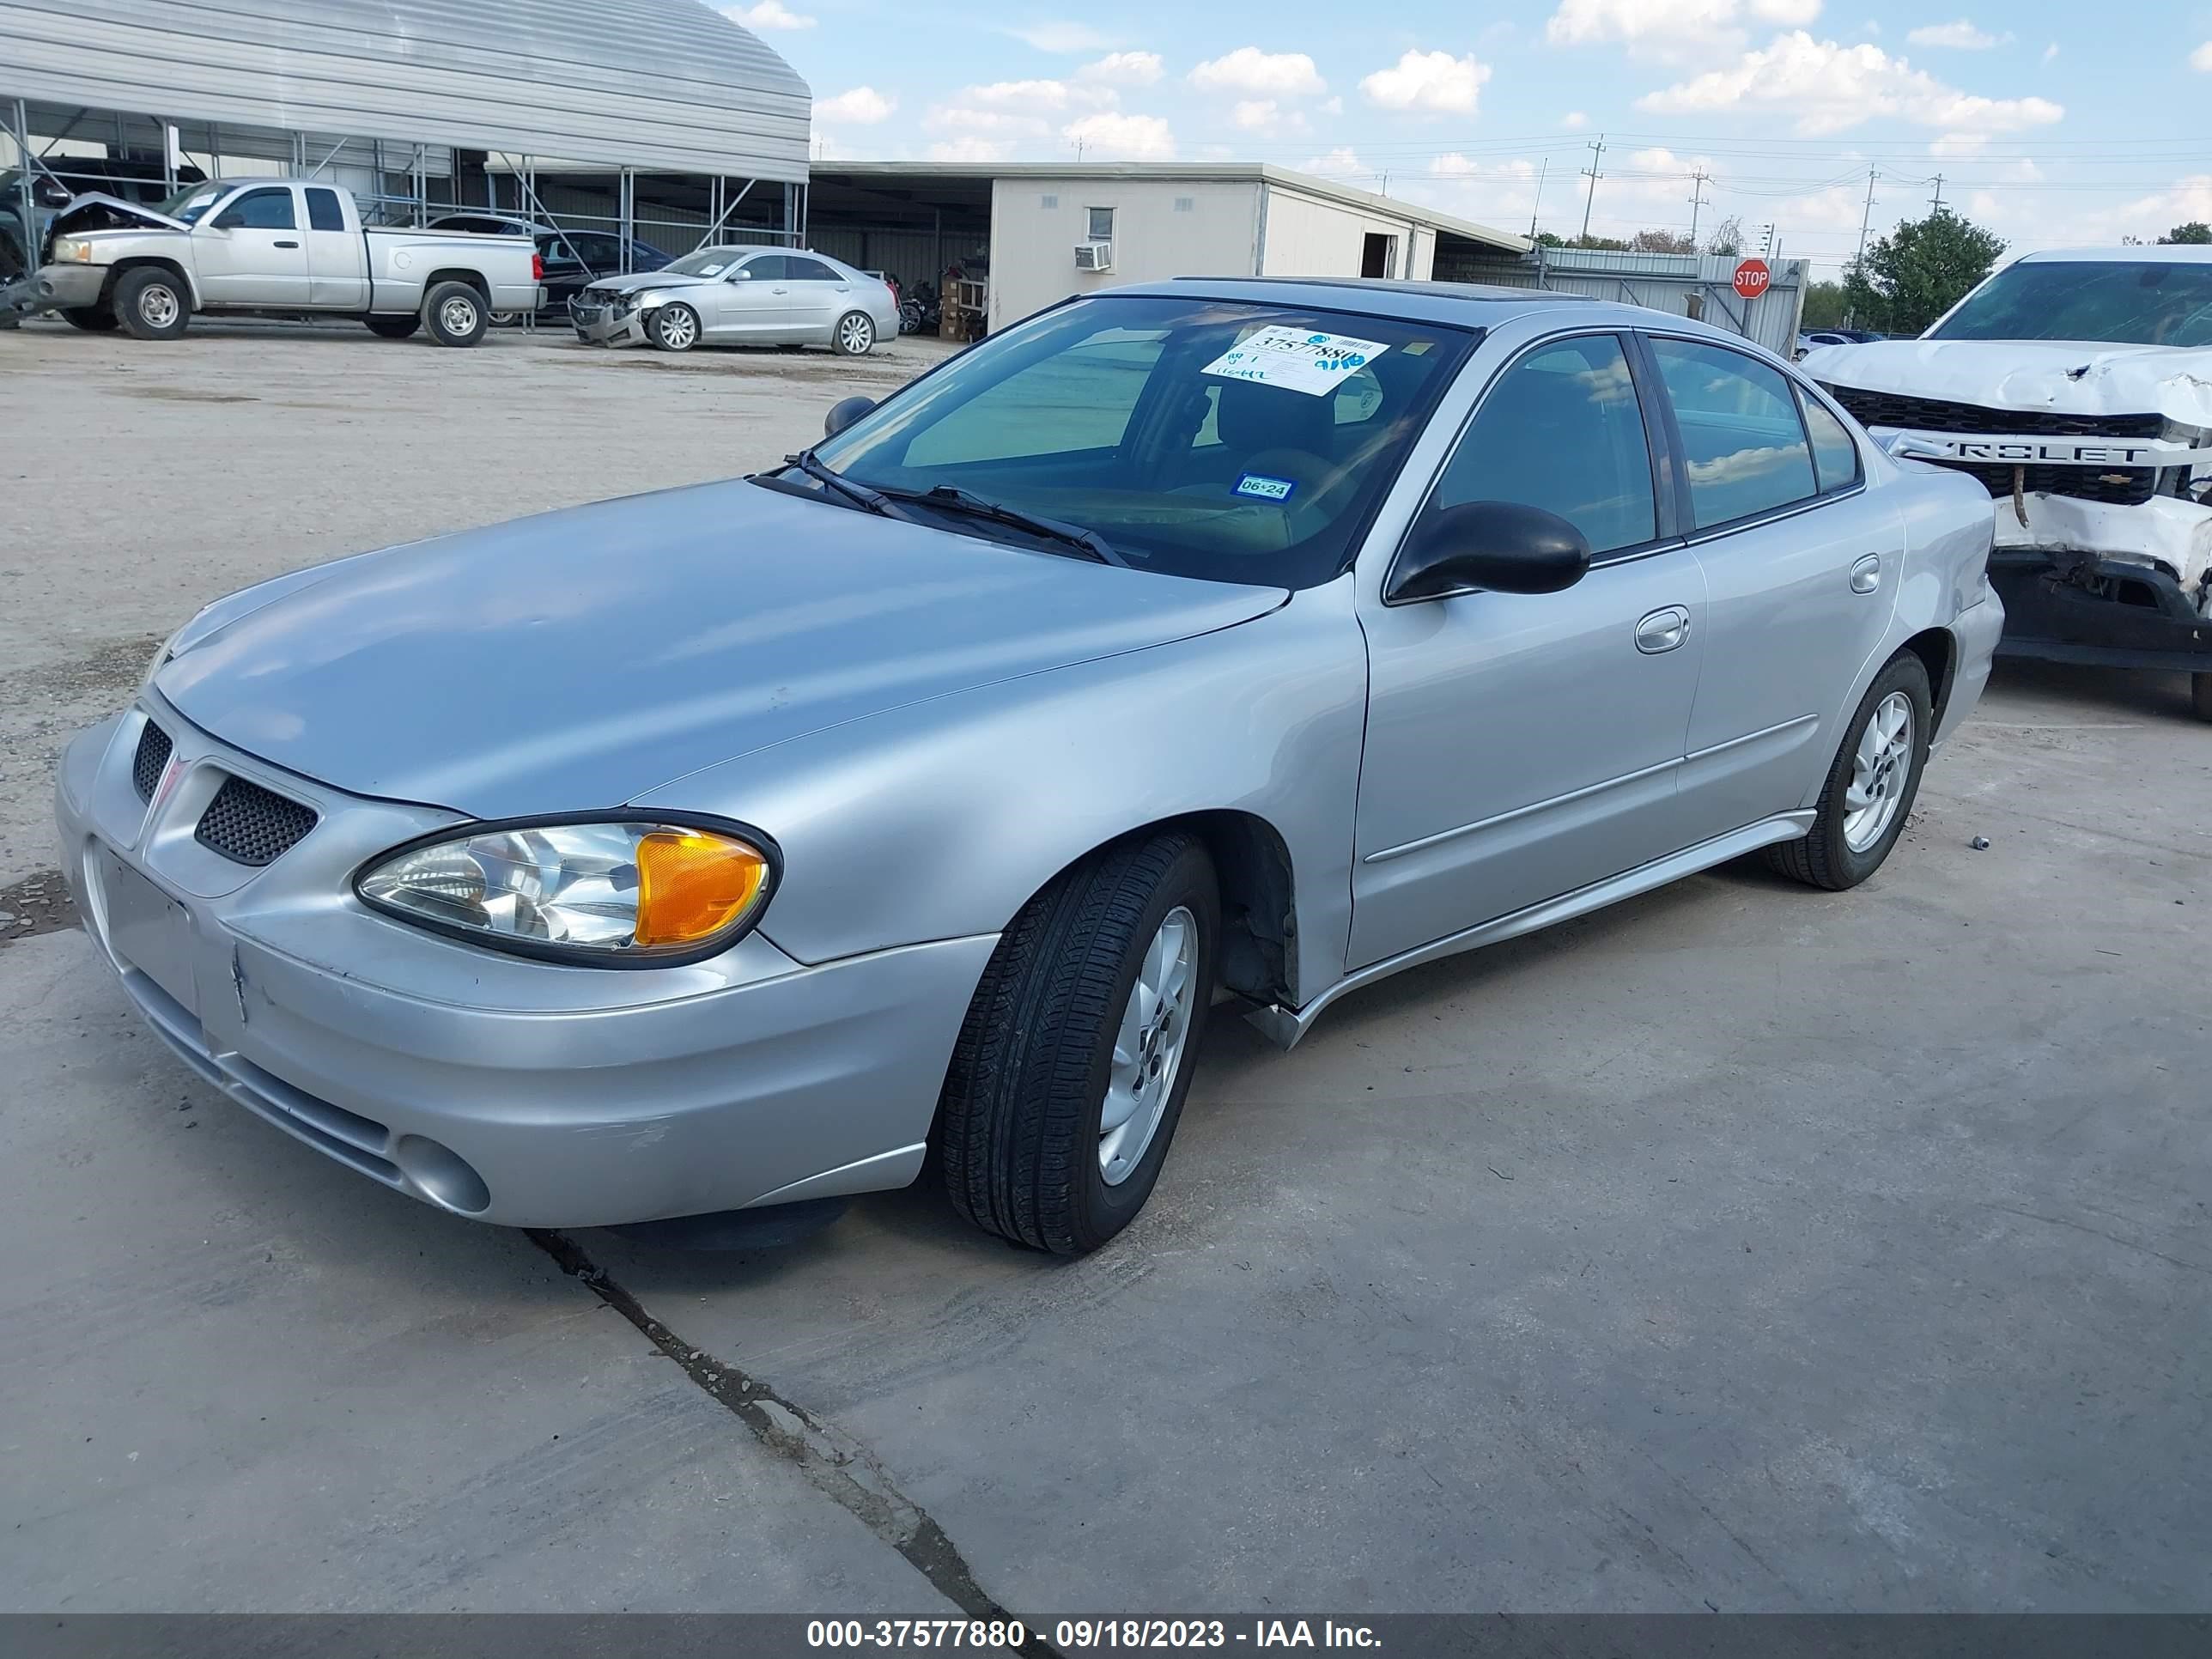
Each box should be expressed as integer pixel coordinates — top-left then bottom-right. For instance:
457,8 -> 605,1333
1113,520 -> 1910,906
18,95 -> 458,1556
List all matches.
1802,337 -> 2212,427
49,192 -> 193,236
586,270 -> 722,298
153,479 -> 1287,819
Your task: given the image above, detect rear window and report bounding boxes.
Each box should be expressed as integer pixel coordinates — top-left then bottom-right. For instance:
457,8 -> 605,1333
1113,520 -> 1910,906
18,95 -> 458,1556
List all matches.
306,188 -> 344,233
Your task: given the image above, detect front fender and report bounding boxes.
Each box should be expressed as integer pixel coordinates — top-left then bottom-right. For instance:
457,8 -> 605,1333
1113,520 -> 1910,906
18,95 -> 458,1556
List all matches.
632,578 -> 1371,1004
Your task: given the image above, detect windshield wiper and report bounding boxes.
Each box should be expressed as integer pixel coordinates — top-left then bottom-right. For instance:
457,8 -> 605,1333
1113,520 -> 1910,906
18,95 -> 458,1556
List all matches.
773,449 -> 910,520
881,483 -> 1128,567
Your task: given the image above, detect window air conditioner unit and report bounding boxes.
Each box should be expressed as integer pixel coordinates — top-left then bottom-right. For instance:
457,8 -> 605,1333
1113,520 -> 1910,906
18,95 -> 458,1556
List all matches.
1075,240 -> 1114,272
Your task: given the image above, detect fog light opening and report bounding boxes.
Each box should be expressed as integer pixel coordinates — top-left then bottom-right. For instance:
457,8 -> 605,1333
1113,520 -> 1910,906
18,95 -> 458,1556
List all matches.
392,1135 -> 490,1214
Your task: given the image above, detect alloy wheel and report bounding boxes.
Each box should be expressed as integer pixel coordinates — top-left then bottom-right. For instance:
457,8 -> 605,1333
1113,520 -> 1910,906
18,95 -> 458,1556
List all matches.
1843,690 -> 1914,853
1100,906 -> 1198,1186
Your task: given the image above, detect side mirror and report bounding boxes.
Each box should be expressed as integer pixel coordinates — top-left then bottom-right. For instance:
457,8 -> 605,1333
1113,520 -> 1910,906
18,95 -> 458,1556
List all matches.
210,212 -> 244,231
1386,501 -> 1593,602
824,396 -> 877,439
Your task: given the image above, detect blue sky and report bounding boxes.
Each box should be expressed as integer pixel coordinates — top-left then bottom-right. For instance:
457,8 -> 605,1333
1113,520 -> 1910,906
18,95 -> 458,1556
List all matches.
721,0 -> 2212,275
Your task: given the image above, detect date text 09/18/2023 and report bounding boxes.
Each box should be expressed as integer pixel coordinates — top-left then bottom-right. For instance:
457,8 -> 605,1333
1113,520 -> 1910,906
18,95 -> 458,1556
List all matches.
803,1619 -> 1383,1650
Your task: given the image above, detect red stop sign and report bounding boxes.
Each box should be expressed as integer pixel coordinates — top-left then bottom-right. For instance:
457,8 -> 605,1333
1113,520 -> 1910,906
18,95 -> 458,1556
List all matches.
1733,258 -> 1771,300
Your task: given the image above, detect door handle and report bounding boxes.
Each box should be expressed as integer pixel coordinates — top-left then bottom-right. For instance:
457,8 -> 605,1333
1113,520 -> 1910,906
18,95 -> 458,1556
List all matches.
1635,606 -> 1692,654
273,240 -> 300,248
772,287 -> 790,294
1850,553 -> 1883,594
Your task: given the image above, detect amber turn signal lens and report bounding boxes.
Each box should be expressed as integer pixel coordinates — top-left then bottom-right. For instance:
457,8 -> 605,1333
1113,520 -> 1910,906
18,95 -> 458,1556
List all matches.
633,831 -> 769,948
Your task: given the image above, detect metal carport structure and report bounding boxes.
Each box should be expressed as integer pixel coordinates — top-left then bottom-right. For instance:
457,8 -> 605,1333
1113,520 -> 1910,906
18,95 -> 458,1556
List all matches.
2,0 -> 812,275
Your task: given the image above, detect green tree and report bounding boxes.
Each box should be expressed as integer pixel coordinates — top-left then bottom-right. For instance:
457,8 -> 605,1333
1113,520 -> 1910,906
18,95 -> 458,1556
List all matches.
1842,206 -> 2006,334
1630,228 -> 1698,254
1800,278 -> 1847,329
2159,222 -> 2212,245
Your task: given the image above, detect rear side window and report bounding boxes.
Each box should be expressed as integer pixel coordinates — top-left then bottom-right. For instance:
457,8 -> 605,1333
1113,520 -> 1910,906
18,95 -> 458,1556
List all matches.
1426,333 -> 1657,557
786,256 -> 842,282
1799,392 -> 1862,493
305,188 -> 344,233
1648,337 -> 1818,529
225,188 -> 296,231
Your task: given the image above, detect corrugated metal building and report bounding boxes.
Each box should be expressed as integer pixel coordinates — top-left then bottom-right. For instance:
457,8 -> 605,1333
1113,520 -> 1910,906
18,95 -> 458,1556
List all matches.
3,0 -> 811,255
1437,241 -> 1809,356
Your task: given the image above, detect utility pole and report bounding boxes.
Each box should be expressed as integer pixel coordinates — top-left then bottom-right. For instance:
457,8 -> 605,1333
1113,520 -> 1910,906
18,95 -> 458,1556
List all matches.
1687,166 -> 1711,245
1528,156 -> 1547,239
1929,173 -> 1944,210
1853,165 -> 1878,265
1578,134 -> 1606,242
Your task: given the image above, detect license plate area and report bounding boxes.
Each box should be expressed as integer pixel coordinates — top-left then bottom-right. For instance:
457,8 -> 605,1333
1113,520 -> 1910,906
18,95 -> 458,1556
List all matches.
98,848 -> 200,1018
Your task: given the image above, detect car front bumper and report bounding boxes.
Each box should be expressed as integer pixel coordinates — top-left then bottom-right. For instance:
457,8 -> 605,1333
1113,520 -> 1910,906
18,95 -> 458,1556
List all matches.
56,697 -> 994,1229
568,295 -> 648,346
32,260 -> 106,309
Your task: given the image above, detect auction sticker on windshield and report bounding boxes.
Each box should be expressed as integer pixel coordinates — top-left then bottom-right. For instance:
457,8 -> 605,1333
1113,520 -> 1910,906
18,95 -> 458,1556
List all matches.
1201,326 -> 1392,397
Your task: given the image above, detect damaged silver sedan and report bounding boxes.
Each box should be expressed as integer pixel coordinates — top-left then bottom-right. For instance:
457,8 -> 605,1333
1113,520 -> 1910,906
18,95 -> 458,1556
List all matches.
569,244 -> 897,356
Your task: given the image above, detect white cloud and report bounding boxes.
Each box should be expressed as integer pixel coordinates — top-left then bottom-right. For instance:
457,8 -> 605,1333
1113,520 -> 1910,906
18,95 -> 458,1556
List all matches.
925,106 -> 1052,137
1320,95 -> 1345,115
1189,47 -> 1327,97
1063,112 -> 1176,159
1906,20 -> 2000,48
1300,147 -> 1370,179
1234,100 -> 1279,131
2192,41 -> 2212,70
1929,131 -> 1988,156
1547,0 -> 1818,48
816,86 -> 896,125
1564,109 -> 1589,127
1079,52 -> 1163,85
1361,49 -> 1492,113
1637,32 -> 2064,134
926,137 -> 1016,163
1001,21 -> 1115,52
969,77 -> 1115,111
721,0 -> 814,29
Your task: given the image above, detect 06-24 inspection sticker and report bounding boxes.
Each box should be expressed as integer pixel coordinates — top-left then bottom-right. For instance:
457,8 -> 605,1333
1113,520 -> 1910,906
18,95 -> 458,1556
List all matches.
1200,325 -> 1390,397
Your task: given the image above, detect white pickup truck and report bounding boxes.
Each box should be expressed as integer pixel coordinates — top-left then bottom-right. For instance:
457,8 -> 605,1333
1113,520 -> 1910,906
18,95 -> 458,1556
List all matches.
30,178 -> 544,346
1803,246 -> 2212,720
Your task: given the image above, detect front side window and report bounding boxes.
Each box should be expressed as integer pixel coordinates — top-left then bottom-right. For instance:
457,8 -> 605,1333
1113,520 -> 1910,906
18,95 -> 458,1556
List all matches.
811,295 -> 1475,587
1424,334 -> 1657,557
1928,260 -> 2212,348
738,254 -> 789,281
221,187 -> 296,231
1648,337 -> 1818,529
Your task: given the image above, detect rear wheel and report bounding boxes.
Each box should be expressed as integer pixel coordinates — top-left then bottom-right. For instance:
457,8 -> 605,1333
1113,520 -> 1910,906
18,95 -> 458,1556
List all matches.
421,281 -> 488,347
364,313 -> 420,340
647,302 -> 700,352
113,268 -> 189,341
63,306 -> 118,331
1766,652 -> 1932,890
832,309 -> 875,356
938,833 -> 1218,1255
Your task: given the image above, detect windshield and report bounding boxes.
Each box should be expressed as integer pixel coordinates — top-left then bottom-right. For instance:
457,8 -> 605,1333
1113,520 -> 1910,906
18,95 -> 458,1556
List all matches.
665,247 -> 742,276
808,294 -> 1476,588
158,184 -> 226,225
1929,259 -> 2212,347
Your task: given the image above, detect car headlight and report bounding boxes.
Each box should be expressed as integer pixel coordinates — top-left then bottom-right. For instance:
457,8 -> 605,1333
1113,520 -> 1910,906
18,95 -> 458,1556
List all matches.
356,817 -> 777,965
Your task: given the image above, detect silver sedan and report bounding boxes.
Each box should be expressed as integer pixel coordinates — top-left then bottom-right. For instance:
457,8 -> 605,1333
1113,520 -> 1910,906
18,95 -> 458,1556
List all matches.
58,282 -> 2002,1254
569,244 -> 898,355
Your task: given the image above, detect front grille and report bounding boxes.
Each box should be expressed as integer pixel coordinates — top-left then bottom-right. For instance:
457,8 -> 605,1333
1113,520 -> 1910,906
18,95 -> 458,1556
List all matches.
1822,384 -> 2163,441
194,775 -> 318,866
131,721 -> 173,802
1935,460 -> 2160,507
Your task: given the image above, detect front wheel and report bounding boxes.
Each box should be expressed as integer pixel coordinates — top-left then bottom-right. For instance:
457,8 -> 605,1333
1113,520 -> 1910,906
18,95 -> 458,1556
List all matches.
832,309 -> 875,356
113,267 -> 189,340
938,833 -> 1218,1255
420,280 -> 488,347
63,307 -> 118,331
1767,652 -> 1932,890
647,302 -> 700,351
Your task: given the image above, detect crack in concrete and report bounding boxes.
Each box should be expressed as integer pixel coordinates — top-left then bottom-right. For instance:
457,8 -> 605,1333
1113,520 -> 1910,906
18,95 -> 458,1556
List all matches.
529,1229 -> 1058,1653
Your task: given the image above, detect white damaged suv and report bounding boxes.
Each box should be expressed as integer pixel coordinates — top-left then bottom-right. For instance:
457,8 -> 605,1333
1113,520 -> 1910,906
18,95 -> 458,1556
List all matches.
1803,246 -> 2212,720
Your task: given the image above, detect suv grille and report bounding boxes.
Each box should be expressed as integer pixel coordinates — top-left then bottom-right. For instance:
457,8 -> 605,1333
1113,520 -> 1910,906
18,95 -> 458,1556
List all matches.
1934,460 -> 2159,507
131,721 -> 173,802
1821,385 -> 2163,441
195,776 -> 318,866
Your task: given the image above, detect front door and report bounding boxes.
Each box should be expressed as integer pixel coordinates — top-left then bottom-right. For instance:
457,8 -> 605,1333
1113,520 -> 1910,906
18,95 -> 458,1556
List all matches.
1351,331 -> 1705,969
1639,334 -> 1903,842
707,253 -> 796,339
301,185 -> 367,309
196,185 -> 308,307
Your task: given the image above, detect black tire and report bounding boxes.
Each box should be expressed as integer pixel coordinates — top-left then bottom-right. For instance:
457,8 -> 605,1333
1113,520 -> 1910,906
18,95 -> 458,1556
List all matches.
1767,652 -> 1933,890
831,309 -> 875,356
647,302 -> 701,352
2192,673 -> 2212,724
939,833 -> 1218,1255
112,267 -> 189,341
420,280 -> 488,347
364,313 -> 420,340
63,307 -> 118,331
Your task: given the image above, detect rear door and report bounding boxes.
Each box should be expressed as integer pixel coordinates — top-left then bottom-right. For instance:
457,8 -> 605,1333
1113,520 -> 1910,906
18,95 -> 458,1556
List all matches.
781,254 -> 855,342
301,186 -> 368,308
1640,333 -> 1901,842
198,185 -> 308,307
1350,328 -> 1707,967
